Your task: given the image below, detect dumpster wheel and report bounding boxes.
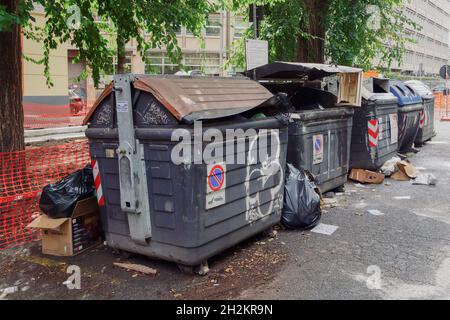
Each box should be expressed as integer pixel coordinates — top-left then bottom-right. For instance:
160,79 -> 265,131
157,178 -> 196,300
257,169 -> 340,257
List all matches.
177,261 -> 209,276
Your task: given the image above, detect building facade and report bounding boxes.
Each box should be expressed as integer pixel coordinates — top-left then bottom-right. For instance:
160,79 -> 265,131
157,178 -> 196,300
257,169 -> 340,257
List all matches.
22,8 -> 247,114
389,0 -> 450,75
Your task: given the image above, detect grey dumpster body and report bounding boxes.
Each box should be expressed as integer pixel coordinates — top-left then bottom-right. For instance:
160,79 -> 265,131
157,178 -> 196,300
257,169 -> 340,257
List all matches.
287,107 -> 354,193
248,62 -> 362,193
390,81 -> 423,153
350,78 -> 399,170
405,80 -> 436,146
84,75 -> 288,267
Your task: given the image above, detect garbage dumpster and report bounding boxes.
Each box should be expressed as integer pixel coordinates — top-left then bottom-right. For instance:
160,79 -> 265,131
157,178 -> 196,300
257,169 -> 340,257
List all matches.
405,80 -> 436,146
83,75 -> 289,270
248,62 -> 362,193
390,81 -> 423,153
350,78 -> 399,170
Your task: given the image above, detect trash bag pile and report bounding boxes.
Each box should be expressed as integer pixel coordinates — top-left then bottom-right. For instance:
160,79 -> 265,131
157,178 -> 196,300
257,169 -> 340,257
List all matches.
281,164 -> 322,230
39,165 -> 95,218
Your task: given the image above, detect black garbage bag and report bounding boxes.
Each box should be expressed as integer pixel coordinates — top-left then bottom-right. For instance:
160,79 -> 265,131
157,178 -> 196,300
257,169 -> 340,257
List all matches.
281,163 -> 321,230
39,165 -> 95,218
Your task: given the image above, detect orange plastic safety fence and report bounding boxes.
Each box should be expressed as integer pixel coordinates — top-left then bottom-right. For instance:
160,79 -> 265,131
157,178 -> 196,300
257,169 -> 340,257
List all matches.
24,110 -> 93,129
434,92 -> 450,115
0,140 -> 91,250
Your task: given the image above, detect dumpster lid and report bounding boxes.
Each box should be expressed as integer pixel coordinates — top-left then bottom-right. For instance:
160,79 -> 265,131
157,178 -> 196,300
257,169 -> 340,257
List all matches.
247,61 -> 362,81
362,77 -> 397,101
390,81 -> 423,106
84,76 -> 274,124
404,80 -> 434,99
248,62 -> 363,106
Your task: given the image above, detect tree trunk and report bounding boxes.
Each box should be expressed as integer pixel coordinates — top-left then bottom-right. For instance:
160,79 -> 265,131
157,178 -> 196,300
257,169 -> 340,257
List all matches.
296,0 -> 330,63
0,0 -> 25,152
117,33 -> 127,74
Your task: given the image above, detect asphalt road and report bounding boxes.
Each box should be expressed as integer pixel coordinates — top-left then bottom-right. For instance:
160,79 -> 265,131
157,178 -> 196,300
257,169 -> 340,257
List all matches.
1,120 -> 449,300
241,120 -> 450,300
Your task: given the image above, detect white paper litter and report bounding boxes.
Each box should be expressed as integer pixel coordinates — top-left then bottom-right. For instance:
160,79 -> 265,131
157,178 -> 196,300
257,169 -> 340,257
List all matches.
380,156 -> 401,176
412,172 -> 437,186
367,209 -> 385,216
0,286 -> 18,299
394,196 -> 411,200
311,223 -> 339,236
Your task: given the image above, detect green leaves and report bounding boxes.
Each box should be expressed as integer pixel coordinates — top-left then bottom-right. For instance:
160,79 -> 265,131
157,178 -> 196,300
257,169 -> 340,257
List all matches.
325,0 -> 418,69
229,0 -> 418,70
2,0 -> 216,86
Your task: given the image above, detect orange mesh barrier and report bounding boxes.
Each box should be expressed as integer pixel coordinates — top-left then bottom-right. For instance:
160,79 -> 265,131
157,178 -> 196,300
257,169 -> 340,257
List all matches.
0,140 -> 91,249
23,102 -> 94,129
434,92 -> 449,117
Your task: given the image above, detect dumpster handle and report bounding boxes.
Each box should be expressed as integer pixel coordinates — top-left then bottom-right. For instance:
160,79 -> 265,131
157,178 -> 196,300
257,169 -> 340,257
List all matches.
114,74 -> 152,245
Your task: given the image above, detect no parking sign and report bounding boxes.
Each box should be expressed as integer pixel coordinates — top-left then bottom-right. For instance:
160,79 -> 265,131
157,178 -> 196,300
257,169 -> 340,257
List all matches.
206,163 -> 227,210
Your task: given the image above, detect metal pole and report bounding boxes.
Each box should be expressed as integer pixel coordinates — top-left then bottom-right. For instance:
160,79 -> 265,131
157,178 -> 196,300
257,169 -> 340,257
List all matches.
446,65 -> 449,118
252,3 -> 257,80
252,3 -> 258,39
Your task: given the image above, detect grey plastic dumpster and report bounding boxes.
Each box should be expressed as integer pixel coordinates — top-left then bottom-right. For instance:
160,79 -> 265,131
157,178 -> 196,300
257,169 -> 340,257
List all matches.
405,80 -> 436,146
248,62 -> 362,193
83,75 -> 289,270
390,81 -> 423,153
287,105 -> 354,193
350,78 -> 399,170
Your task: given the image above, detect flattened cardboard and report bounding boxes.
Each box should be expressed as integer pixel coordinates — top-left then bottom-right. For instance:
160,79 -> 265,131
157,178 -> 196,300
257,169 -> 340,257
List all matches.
397,160 -> 418,179
27,197 -> 101,257
391,170 -> 410,181
349,169 -> 385,184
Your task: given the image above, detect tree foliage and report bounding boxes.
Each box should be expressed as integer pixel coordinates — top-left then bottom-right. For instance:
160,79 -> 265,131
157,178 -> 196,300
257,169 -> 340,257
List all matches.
0,0 -> 217,85
230,0 -> 419,70
326,0 -> 418,69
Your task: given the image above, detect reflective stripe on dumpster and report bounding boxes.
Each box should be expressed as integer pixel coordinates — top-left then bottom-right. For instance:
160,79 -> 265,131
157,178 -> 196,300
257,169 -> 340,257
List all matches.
91,159 -> 105,206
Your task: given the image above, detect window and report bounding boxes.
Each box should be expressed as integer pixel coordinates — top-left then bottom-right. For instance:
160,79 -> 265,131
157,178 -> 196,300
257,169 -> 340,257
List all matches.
145,52 -> 221,76
234,18 -> 248,38
184,53 -> 221,75
205,15 -> 221,37
186,28 -> 194,36
103,56 -> 132,75
145,52 -> 180,75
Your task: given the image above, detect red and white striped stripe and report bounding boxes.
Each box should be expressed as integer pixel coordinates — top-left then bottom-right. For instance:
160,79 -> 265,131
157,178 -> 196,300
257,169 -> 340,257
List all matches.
419,111 -> 425,128
368,119 -> 379,147
91,159 -> 105,206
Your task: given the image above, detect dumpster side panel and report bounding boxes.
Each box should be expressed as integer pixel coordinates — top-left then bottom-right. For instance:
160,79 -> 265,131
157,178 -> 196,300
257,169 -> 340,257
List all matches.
398,104 -> 422,152
287,110 -> 353,193
415,98 -> 435,145
88,125 -> 288,266
350,100 -> 398,170
141,128 -> 288,250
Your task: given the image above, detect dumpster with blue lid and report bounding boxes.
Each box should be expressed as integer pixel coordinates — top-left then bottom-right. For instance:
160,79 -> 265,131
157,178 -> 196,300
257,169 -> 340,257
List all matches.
405,80 -> 436,146
389,81 -> 423,153
350,77 -> 399,170
248,62 -> 362,193
83,75 -> 290,272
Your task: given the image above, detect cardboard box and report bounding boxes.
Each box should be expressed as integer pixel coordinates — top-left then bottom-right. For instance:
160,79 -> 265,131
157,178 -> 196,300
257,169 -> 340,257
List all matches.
28,197 -> 102,256
349,169 -> 385,184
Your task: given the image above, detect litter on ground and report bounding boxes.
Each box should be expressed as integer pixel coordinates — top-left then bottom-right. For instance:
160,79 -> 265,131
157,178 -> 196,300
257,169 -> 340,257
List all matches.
310,223 -> 339,236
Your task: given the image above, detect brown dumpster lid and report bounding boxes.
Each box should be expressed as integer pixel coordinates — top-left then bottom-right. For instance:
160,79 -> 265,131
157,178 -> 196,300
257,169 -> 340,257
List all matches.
83,76 -> 273,124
